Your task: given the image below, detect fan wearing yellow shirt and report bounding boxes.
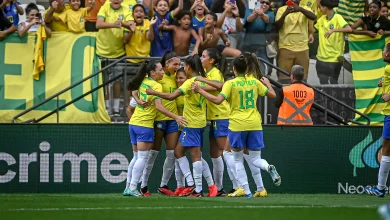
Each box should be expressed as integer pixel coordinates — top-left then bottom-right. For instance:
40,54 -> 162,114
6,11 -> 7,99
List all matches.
123,4 -> 156,63
313,0 -> 351,84
192,54 -> 281,198
58,0 -> 95,33
44,0 -> 71,32
196,48 -> 230,196
123,60 -> 187,197
146,55 -> 218,197
103,0 -> 137,17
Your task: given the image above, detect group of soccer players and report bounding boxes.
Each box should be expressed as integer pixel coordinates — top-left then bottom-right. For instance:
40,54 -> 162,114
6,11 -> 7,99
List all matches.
123,49 -> 281,198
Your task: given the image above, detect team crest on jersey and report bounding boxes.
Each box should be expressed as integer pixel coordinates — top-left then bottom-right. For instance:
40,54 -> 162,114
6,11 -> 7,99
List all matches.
119,15 -> 124,21
129,5 -> 133,10
375,23 -> 380,28
330,24 -> 334,29
307,2 -> 311,6
80,18 -> 84,22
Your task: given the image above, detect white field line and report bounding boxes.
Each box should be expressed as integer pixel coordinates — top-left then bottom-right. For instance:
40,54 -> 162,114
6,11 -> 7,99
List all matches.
4,205 -> 378,211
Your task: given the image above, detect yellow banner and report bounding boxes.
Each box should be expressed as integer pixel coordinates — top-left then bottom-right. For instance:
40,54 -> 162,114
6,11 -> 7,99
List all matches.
0,32 -> 110,123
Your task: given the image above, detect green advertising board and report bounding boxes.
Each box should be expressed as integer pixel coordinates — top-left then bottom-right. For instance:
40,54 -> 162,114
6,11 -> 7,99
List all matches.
0,124 -> 384,194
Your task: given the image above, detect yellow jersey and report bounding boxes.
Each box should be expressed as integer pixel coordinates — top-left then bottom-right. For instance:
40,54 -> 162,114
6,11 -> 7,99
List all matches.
220,76 -> 268,131
383,65 -> 390,115
156,72 -> 178,120
178,77 -> 207,128
44,5 -> 71,32
96,4 -> 132,58
58,8 -> 89,33
129,77 -> 162,128
205,67 -> 230,120
103,0 -> 137,18
125,19 -> 151,63
314,14 -> 348,62
299,0 -> 317,17
276,6 -> 312,52
176,95 -> 184,116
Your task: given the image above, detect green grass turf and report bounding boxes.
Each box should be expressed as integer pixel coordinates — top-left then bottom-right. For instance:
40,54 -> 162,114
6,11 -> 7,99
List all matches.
0,194 -> 386,220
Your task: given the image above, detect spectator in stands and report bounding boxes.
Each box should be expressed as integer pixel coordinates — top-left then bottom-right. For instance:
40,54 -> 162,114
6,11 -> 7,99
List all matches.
189,0 -> 209,54
300,0 -> 317,15
44,0 -> 70,32
380,4 -> 389,18
0,0 -> 24,28
58,0 -> 95,33
244,0 -> 275,75
275,0 -> 316,84
276,65 -> 314,125
151,0 -> 183,57
212,0 -> 245,49
0,4 -> 16,39
96,0 -> 133,116
124,4 -> 156,63
352,0 -> 390,37
313,0 -> 351,84
18,3 -> 52,37
102,0 -> 136,16
335,0 -> 367,26
85,0 -> 106,32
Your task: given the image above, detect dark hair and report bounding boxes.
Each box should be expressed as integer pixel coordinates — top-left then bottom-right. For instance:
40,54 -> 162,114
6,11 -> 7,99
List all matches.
243,52 -> 263,79
232,54 -> 247,74
176,67 -> 186,75
161,51 -> 178,68
211,0 -> 246,18
383,4 -> 389,9
205,12 -> 218,21
175,10 -> 192,26
184,54 -> 206,77
132,4 -> 146,13
370,0 -> 382,8
319,0 -> 338,9
206,48 -> 227,77
128,60 -> 160,91
156,0 -> 170,6
26,3 -> 39,15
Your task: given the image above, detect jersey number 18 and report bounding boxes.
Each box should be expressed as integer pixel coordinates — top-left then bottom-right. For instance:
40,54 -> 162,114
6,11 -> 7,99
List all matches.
238,90 -> 255,109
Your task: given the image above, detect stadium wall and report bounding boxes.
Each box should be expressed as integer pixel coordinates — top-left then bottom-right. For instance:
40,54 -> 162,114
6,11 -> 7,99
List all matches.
0,124 -> 384,194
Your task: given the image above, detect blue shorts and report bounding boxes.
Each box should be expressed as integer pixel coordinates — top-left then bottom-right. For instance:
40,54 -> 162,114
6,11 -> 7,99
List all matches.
129,125 -> 154,145
179,127 -> 205,147
383,116 -> 390,139
209,119 -> 229,139
154,120 -> 179,135
228,130 -> 265,150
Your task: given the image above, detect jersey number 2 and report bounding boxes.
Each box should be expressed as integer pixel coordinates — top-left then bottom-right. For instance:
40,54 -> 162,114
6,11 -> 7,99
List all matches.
238,90 -> 255,109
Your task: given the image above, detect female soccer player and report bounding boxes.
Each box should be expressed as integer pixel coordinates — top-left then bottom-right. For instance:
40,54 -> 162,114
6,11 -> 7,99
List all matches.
146,55 -> 218,197
192,54 -> 277,197
123,60 -> 186,197
138,51 -> 182,196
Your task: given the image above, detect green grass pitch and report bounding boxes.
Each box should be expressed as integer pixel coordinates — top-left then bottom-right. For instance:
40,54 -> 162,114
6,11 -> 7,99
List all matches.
0,194 -> 387,220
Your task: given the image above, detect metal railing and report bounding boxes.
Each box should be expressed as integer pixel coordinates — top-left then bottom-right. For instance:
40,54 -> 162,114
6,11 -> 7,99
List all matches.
13,56 -> 369,125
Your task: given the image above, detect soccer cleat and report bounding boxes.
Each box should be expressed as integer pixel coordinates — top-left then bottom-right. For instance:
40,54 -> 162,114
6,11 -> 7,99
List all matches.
207,184 -> 218,197
128,189 -> 142,197
244,193 -> 253,198
178,186 -> 195,197
365,186 -> 386,197
228,189 -> 236,194
254,189 -> 268,197
268,165 -> 281,186
378,204 -> 390,220
216,189 -> 226,197
158,185 -> 175,196
141,186 -> 151,197
228,187 -> 246,197
173,187 -> 185,196
123,188 -> 131,196
189,191 -> 203,197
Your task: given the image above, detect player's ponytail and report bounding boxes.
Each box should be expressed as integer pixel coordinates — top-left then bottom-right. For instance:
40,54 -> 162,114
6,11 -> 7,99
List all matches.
232,54 -> 248,75
128,60 -> 159,91
185,54 -> 206,77
206,48 -> 227,79
243,52 -> 263,79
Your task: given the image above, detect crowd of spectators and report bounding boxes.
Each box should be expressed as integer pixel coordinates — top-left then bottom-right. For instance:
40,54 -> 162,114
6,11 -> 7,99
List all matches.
1,0 -> 390,114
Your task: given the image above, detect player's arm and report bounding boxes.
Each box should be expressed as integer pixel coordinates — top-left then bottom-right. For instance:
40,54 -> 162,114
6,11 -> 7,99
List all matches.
155,99 -> 188,126
260,77 -> 276,98
132,90 -> 151,107
196,76 -> 223,91
146,87 -> 183,100
172,0 -> 183,17
192,83 -> 225,104
191,29 -> 201,55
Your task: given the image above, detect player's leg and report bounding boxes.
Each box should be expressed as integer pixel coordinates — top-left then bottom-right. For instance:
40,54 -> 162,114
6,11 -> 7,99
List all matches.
210,120 -> 228,196
139,122 -> 164,195
229,130 -> 252,197
365,116 -> 390,197
247,131 -> 281,186
244,147 -> 266,197
124,125 -> 138,196
128,125 -> 154,197
173,131 -> 186,196
158,121 -> 180,195
176,130 -> 196,196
